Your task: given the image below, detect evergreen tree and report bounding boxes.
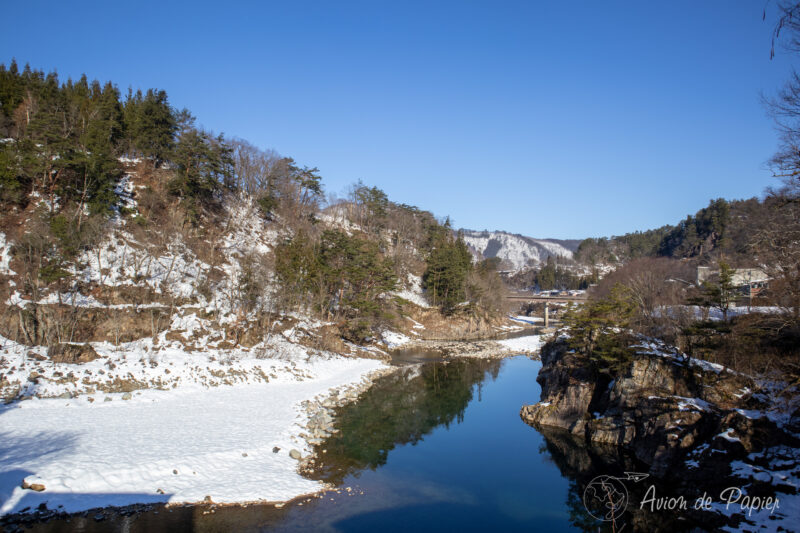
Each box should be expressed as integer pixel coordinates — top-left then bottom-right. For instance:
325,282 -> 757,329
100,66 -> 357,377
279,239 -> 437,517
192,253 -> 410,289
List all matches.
702,261 -> 737,321
423,232 -> 473,313
318,230 -> 397,329
124,88 -> 176,164
0,141 -> 27,203
273,230 -> 320,309
168,111 -> 233,223
537,256 -> 557,290
352,182 -> 389,233
561,285 -> 637,375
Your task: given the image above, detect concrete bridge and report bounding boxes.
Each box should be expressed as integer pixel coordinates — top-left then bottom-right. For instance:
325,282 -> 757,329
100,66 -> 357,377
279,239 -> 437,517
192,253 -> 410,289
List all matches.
505,293 -> 588,304
506,292 -> 587,327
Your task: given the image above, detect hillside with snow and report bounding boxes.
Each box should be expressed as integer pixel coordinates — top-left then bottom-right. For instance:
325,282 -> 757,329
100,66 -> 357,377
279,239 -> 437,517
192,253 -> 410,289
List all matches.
0,157 -> 526,517
460,230 -> 579,270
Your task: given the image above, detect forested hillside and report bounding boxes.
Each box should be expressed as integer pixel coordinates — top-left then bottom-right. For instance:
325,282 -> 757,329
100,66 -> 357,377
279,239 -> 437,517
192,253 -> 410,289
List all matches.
575,196 -> 781,266
0,60 -> 507,360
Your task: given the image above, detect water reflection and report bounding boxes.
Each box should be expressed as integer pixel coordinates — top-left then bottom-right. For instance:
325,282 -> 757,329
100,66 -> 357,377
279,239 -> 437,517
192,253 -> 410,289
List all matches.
536,426 -> 732,532
308,359 -> 503,485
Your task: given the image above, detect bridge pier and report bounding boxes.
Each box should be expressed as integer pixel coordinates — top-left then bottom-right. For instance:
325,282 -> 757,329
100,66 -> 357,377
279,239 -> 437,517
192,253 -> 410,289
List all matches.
544,303 -> 549,328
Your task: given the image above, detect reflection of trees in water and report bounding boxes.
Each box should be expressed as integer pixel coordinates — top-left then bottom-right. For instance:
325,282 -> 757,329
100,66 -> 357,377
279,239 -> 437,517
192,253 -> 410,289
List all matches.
310,359 -> 503,484
536,427 -> 727,533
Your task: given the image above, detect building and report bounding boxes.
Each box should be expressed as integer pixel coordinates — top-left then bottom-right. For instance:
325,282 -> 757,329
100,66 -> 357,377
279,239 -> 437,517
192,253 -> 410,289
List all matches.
696,266 -> 769,296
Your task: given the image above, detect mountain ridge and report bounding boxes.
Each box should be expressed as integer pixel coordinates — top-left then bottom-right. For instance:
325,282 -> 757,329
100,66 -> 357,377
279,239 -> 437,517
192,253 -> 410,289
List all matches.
459,229 -> 580,270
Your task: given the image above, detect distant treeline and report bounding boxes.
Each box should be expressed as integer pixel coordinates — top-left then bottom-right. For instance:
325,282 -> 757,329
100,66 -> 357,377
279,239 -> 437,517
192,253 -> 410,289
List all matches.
505,255 -> 592,292
575,197 -> 771,265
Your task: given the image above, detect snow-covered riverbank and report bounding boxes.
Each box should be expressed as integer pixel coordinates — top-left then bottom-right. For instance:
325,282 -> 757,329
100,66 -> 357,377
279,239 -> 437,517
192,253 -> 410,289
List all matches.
0,355 -> 385,516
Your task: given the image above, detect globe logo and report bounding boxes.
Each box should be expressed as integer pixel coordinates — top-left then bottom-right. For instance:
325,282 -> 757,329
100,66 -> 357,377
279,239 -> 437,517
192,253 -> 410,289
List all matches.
582,474 -> 633,522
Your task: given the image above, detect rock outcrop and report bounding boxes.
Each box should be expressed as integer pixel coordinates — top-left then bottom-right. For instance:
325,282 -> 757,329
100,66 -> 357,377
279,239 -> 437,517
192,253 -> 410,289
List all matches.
521,339 -> 799,478
47,343 -> 100,364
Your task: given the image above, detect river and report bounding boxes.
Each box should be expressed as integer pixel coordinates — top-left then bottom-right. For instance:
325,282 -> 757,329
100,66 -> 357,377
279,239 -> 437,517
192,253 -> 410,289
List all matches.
17,344 -> 719,532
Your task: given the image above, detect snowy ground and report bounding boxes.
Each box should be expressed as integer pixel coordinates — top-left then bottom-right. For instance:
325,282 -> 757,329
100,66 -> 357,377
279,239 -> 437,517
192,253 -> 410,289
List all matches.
393,273 -> 430,308
0,311 -> 370,400
380,330 -> 412,349
660,305 -> 788,321
509,315 -> 543,324
496,335 -> 544,354
0,356 -> 385,515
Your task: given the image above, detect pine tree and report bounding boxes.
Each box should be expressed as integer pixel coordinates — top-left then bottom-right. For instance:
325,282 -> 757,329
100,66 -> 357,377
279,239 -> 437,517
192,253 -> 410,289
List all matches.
423,233 -> 473,313
703,261 -> 736,321
124,88 -> 176,164
168,112 -> 233,223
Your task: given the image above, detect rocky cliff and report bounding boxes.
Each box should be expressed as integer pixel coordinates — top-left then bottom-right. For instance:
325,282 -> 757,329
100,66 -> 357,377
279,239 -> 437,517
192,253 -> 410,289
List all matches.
521,338 -> 800,480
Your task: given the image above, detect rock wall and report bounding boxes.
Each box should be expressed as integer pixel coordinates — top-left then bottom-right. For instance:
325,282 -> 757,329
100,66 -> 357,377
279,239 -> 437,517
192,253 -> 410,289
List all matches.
521,339 -> 798,478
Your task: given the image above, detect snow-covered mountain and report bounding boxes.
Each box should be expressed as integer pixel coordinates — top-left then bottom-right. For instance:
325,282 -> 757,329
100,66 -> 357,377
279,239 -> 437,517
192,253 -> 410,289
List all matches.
460,230 -> 579,270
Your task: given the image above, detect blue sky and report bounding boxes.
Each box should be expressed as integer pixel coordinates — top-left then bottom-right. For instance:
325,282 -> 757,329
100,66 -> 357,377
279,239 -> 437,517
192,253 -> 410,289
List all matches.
2,1 -> 796,238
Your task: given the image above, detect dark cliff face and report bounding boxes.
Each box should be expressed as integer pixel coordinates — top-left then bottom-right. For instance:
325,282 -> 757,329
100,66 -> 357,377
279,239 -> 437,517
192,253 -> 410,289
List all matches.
522,340 -> 800,531
521,339 -> 797,479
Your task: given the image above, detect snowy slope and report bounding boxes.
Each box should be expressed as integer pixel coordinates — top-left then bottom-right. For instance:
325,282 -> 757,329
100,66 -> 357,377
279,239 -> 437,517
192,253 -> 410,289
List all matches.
460,230 -> 576,270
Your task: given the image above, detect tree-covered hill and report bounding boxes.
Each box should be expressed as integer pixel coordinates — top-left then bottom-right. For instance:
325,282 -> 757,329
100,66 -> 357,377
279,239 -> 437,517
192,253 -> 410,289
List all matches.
574,196 -> 773,266
0,60 -> 508,351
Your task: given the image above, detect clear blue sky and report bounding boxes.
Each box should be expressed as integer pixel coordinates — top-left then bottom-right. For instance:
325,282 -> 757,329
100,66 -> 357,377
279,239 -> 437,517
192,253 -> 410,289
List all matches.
2,1 -> 795,239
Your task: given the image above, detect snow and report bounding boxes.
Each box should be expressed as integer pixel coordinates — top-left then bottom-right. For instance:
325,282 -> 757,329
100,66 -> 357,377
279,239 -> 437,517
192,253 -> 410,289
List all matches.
0,355 -> 384,515
748,378 -> 800,432
496,335 -> 543,353
0,233 -> 14,275
381,330 -> 411,349
647,394 -> 714,413
63,193 -> 278,319
509,315 -> 543,324
318,208 -> 362,235
676,396 -> 713,412
210,198 -> 280,322
0,313 -> 364,400
632,337 -> 727,374
5,291 -> 28,307
113,174 -> 137,212
406,317 -> 425,335
75,231 -> 210,301
665,305 -> 790,321
717,428 -> 741,443
717,446 -> 800,532
460,230 -> 573,270
735,409 -> 764,420
394,274 -> 430,308
219,197 -> 277,258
